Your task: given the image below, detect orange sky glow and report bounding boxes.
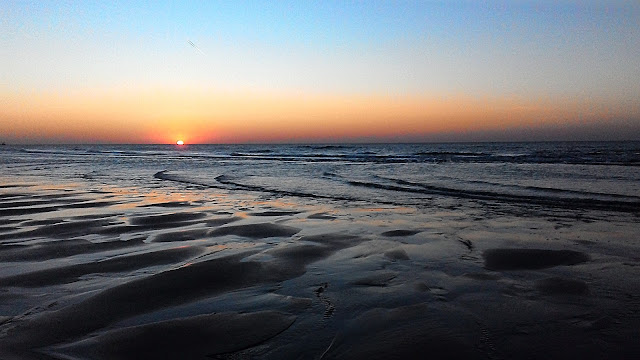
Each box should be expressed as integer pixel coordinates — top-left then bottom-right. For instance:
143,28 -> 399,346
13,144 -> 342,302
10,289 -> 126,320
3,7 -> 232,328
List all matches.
3,89 -> 637,144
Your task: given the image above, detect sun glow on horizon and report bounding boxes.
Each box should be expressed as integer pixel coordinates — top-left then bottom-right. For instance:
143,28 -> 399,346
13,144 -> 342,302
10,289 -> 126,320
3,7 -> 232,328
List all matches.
2,89 -> 638,144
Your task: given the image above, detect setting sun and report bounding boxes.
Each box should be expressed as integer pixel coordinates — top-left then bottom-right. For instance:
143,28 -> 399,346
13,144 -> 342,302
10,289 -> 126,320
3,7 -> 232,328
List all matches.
176,140 -> 184,145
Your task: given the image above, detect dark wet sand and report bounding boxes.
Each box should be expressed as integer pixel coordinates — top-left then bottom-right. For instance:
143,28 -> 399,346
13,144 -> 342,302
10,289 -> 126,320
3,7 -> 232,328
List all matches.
535,277 -> 590,295
249,210 -> 301,217
129,211 -> 208,228
48,311 -> 296,359
1,231 -> 366,354
209,222 -> 301,239
307,212 -> 337,220
0,184 -> 639,359
324,303 -> 479,359
0,238 -> 145,261
0,246 -> 204,287
483,248 -> 590,270
381,229 -> 422,237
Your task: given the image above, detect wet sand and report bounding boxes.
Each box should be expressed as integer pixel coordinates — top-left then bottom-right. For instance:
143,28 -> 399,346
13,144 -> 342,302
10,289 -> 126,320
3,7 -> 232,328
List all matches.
0,182 -> 639,359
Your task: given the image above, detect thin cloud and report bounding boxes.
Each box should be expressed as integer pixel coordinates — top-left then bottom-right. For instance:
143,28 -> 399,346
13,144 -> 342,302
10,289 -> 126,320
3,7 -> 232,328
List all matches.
187,39 -> 204,55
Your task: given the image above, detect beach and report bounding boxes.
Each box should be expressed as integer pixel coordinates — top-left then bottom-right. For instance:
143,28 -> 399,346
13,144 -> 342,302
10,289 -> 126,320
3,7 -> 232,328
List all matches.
0,143 -> 639,359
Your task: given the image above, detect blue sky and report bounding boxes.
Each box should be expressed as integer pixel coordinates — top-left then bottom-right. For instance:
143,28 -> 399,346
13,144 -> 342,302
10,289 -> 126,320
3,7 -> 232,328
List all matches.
3,0 -> 638,96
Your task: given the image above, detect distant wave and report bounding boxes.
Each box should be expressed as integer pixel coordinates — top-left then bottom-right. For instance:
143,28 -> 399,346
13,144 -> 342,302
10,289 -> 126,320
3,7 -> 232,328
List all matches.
229,150 -> 274,156
19,147 -> 170,158
414,151 -> 486,157
304,145 -> 350,150
218,152 -> 640,166
20,148 -> 74,155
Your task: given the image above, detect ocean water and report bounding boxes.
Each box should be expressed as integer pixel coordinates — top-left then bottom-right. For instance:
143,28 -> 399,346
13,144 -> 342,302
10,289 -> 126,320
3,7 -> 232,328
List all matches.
0,142 -> 639,358
4,142 -> 640,210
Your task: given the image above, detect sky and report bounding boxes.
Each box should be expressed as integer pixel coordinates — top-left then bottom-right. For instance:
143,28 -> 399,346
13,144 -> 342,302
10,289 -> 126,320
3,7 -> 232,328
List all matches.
1,0 -> 639,144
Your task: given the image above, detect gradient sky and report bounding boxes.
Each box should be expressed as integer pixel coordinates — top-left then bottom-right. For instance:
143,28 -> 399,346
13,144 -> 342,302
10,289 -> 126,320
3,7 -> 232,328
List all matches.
2,0 -> 639,144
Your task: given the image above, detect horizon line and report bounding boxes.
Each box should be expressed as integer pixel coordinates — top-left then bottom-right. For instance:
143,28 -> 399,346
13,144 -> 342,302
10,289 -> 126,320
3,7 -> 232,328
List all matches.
3,139 -> 640,146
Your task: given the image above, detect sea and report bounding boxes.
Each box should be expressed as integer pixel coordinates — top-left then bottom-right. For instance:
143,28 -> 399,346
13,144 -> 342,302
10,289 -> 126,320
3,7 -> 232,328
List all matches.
3,141 -> 640,210
0,141 -> 639,359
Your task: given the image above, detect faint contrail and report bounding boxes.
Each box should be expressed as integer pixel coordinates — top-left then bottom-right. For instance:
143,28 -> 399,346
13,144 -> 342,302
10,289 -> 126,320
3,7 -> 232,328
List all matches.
187,39 -> 204,55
